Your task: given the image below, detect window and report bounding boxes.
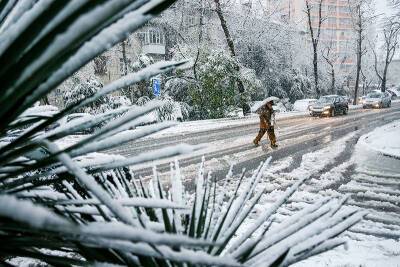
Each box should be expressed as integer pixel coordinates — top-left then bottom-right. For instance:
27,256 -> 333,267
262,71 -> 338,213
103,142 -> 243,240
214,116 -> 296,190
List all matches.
328,5 -> 337,14
339,6 -> 350,14
149,29 -> 162,44
339,18 -> 352,25
185,15 -> 196,27
327,17 -> 337,25
322,29 -> 336,39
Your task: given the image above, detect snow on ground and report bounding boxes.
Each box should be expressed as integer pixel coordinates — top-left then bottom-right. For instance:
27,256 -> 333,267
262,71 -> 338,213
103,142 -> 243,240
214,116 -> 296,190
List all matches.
357,120 -> 400,159
210,128 -> 400,267
293,236 -> 400,267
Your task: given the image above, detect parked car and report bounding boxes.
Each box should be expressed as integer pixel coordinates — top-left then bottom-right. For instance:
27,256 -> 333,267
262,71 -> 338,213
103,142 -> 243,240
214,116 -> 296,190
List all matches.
358,95 -> 367,105
387,88 -> 400,99
362,91 -> 391,109
310,95 -> 349,117
293,99 -> 317,112
46,113 -> 96,134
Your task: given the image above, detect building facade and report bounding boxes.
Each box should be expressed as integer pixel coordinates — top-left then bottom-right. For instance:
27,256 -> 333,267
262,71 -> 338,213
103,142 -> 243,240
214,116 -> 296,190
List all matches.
274,0 -> 356,74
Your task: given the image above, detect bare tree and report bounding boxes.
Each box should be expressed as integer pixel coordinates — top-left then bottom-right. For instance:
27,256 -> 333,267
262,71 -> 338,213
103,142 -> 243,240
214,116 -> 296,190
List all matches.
393,0 -> 400,30
348,0 -> 372,105
305,0 -> 324,98
371,20 -> 399,92
213,0 -> 250,114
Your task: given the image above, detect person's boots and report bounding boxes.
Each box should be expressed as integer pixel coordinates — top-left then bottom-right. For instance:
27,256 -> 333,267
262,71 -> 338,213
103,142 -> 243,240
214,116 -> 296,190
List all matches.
253,129 -> 266,146
267,128 -> 278,149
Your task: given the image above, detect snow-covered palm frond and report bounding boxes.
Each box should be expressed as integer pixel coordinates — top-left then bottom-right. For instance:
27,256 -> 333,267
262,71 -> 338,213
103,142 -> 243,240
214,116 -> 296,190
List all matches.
0,1 -> 363,266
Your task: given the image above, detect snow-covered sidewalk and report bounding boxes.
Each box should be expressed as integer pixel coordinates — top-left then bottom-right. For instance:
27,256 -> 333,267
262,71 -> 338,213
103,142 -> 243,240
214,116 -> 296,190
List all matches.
147,111 -> 309,138
357,120 -> 400,159
143,104 -> 364,139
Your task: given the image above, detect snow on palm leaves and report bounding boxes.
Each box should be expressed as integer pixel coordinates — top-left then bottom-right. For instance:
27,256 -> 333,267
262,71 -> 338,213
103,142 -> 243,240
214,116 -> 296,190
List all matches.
0,0 -> 363,266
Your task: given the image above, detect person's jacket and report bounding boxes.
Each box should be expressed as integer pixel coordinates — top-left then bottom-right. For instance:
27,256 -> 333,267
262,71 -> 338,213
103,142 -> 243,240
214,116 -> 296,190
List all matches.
258,105 -> 273,129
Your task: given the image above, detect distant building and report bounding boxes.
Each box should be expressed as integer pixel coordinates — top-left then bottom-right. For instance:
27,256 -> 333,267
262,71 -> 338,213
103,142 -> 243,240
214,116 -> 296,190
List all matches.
272,0 -> 357,74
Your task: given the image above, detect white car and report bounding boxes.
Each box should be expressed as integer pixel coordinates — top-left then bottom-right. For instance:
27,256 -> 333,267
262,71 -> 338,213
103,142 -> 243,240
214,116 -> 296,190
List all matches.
293,99 -> 317,112
47,113 -> 96,134
362,91 -> 392,109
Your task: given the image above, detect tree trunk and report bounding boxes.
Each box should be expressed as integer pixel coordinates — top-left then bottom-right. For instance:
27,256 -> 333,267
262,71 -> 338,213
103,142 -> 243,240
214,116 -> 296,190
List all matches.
214,0 -> 250,115
313,48 -> 320,97
121,40 -> 129,76
331,67 -> 336,94
305,0 -> 323,98
353,8 -> 362,105
381,63 -> 389,92
121,40 -> 134,102
354,46 -> 361,105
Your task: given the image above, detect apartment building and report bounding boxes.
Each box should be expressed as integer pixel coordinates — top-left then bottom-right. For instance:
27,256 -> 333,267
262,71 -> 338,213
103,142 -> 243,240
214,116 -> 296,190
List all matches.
275,0 -> 356,74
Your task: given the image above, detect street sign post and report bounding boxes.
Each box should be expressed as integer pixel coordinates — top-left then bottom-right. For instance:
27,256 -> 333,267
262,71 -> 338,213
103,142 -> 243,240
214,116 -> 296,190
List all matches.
153,78 -> 161,97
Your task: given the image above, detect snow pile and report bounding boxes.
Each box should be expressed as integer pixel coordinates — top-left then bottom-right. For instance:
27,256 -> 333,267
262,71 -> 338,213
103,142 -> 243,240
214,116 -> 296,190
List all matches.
293,237 -> 400,267
357,120 -> 400,159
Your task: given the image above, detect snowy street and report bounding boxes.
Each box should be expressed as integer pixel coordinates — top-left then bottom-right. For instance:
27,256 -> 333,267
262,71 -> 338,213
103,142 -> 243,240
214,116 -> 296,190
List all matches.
109,102 -> 400,186
3,0 -> 400,266
105,102 -> 400,265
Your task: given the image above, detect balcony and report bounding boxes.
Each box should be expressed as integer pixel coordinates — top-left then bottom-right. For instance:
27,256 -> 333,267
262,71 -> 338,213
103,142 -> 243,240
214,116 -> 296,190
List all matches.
142,44 -> 166,55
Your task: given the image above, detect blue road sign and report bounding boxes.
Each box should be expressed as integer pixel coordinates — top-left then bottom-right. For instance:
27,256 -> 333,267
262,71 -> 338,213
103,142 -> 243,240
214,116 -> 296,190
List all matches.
153,78 -> 161,97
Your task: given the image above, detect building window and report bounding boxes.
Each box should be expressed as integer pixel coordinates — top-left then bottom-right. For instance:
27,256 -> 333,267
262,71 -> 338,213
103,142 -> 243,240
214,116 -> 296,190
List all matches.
328,5 -> 337,14
339,6 -> 350,14
185,15 -> 196,27
149,29 -> 162,44
339,18 -> 352,25
328,17 -> 337,25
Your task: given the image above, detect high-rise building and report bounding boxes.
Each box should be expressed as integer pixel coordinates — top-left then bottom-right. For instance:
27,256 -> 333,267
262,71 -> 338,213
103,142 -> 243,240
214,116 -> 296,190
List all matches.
274,0 -> 356,74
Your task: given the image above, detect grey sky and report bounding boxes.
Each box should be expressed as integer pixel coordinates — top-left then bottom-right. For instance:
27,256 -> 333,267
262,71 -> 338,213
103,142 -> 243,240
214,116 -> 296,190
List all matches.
375,0 -> 393,17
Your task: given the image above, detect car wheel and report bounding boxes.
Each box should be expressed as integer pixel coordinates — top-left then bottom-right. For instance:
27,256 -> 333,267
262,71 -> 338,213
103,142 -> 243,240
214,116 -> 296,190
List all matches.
343,107 -> 348,115
389,101 -> 391,107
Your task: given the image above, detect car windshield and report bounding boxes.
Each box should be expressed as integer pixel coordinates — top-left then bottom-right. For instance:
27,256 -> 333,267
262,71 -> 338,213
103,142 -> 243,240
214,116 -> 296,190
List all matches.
367,92 -> 382,98
317,96 -> 335,104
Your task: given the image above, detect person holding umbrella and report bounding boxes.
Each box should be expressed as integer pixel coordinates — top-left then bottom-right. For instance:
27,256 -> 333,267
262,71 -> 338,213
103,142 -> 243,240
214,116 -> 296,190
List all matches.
253,97 -> 278,148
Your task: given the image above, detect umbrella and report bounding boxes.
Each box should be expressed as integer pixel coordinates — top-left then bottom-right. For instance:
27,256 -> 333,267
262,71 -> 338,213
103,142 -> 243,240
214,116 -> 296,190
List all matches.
251,96 -> 280,113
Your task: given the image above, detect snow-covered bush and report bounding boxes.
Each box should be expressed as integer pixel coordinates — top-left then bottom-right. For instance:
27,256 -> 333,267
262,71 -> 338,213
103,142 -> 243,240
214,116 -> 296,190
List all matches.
63,76 -> 109,114
289,70 -> 313,103
189,51 -> 241,119
108,95 -> 132,109
165,76 -> 195,103
136,95 -> 188,122
64,77 -> 131,114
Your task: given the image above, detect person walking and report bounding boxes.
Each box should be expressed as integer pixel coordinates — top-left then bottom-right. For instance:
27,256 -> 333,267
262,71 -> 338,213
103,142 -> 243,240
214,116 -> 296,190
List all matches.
253,100 -> 278,148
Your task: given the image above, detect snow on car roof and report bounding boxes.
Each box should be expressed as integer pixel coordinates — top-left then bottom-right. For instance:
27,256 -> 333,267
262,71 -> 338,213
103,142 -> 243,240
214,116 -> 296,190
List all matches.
295,99 -> 317,102
322,95 -> 339,97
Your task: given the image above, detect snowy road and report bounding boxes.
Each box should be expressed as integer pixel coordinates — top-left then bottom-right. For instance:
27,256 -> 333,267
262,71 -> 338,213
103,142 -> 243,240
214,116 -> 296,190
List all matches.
108,103 -> 400,265
109,103 -> 400,185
